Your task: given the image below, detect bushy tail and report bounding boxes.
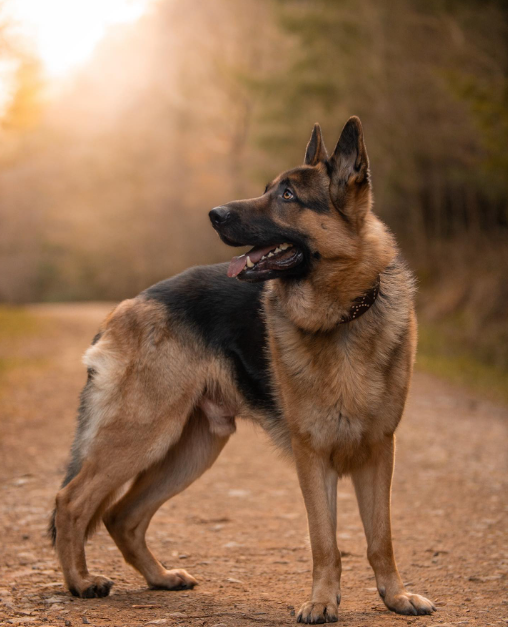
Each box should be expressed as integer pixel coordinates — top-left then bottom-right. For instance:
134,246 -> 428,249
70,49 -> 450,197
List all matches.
48,375 -> 94,546
47,452 -> 85,546
48,508 -> 57,546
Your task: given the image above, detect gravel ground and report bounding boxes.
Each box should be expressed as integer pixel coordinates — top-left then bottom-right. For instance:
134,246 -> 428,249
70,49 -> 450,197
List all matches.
0,303 -> 507,627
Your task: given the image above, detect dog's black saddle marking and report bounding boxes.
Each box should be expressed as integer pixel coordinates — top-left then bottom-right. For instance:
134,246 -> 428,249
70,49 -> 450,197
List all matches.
143,263 -> 279,416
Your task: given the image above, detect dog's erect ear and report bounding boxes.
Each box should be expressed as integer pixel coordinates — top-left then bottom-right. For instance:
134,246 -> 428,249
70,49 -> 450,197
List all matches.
304,123 -> 328,166
328,116 -> 371,226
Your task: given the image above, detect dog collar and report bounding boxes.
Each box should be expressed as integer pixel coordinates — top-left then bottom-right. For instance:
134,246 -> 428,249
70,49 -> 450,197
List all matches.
339,275 -> 380,324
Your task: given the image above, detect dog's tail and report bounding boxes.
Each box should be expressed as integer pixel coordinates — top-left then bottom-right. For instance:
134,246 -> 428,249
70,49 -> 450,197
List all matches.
48,508 -> 57,546
48,373 -> 95,547
48,461 -> 82,546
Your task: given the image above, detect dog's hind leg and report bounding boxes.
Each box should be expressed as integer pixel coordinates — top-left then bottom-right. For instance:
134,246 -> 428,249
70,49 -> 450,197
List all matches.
55,460 -> 126,598
54,400 -> 194,598
54,339 -> 201,595
104,408 -> 231,590
53,298 -> 224,598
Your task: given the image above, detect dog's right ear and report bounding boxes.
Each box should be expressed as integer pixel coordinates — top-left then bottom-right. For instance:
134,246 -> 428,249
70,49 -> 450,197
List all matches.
304,123 -> 328,166
328,116 -> 372,228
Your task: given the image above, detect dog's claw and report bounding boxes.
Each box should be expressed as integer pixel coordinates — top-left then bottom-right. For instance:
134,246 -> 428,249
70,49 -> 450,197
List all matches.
149,568 -> 198,591
296,601 -> 338,624
70,576 -> 114,599
385,592 -> 436,615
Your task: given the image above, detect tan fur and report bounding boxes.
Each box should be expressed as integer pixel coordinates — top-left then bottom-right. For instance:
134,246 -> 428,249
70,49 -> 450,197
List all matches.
103,408 -> 229,590
272,210 -> 396,331
54,298 -> 259,597
52,117 -> 435,622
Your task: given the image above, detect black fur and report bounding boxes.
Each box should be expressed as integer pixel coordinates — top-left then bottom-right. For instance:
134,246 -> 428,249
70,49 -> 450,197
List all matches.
279,172 -> 330,214
213,213 -> 313,282
143,263 -> 280,417
216,209 -> 311,249
293,195 -> 330,215
49,266 -> 281,546
335,118 -> 359,157
48,509 -> 57,546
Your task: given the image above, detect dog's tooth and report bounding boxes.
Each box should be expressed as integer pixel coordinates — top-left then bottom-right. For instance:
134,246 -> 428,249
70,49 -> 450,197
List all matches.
274,247 -> 281,253
268,252 -> 274,257
280,243 -> 290,250
246,256 -> 254,268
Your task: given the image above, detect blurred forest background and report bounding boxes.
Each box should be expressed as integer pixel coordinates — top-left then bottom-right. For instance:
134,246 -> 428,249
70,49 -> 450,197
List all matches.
0,0 -> 507,398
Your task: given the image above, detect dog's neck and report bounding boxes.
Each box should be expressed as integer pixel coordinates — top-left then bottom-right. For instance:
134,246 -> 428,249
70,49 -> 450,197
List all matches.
337,275 -> 380,324
268,218 -> 395,333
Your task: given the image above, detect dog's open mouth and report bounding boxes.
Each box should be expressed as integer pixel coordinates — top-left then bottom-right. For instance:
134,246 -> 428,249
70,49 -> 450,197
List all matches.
228,242 -> 303,280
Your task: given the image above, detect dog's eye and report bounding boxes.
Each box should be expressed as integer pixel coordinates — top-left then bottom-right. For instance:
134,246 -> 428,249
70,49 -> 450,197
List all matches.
282,189 -> 294,201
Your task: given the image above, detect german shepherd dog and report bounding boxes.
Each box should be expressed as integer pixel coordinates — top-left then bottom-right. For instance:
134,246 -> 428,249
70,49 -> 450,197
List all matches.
50,117 -> 436,623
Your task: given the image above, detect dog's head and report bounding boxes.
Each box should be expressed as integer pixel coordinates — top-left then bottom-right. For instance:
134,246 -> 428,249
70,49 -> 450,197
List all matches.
209,116 -> 372,283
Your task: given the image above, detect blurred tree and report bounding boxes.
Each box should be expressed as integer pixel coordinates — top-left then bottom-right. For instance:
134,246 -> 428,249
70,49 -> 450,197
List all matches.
0,0 -> 506,370
0,4 -> 48,301
252,0 -> 508,242
3,56 -> 44,131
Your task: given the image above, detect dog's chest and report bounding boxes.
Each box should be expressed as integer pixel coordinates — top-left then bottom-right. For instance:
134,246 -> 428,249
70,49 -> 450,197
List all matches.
270,325 -> 385,453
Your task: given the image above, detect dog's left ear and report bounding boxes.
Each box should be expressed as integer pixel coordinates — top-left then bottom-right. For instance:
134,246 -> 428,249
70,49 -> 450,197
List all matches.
328,116 -> 372,227
304,123 -> 328,166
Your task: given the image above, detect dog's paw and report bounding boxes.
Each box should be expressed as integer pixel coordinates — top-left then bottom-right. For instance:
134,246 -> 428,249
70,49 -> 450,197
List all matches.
70,575 -> 114,599
149,568 -> 198,591
297,601 -> 338,624
384,592 -> 436,615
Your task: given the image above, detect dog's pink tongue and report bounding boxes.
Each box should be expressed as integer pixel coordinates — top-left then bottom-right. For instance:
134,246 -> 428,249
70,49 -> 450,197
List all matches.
227,244 -> 278,278
227,255 -> 248,278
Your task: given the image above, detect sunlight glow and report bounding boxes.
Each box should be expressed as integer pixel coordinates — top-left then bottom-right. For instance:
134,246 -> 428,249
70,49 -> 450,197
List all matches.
8,0 -> 153,77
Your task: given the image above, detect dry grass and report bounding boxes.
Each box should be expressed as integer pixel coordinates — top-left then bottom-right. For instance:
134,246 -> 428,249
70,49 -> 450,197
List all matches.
0,306 -> 52,396
416,322 -> 508,405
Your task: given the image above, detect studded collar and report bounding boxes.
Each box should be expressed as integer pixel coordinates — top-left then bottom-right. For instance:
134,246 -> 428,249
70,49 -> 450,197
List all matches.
338,275 -> 380,324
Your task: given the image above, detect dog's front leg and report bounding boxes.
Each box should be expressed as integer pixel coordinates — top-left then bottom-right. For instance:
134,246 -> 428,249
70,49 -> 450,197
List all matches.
292,438 -> 340,624
352,434 -> 436,615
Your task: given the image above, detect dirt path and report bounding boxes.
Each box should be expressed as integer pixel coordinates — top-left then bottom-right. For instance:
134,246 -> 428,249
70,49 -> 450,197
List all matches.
1,303 -> 507,627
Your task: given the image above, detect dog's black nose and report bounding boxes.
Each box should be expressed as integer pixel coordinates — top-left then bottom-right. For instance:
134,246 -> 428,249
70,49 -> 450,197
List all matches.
209,206 -> 231,227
